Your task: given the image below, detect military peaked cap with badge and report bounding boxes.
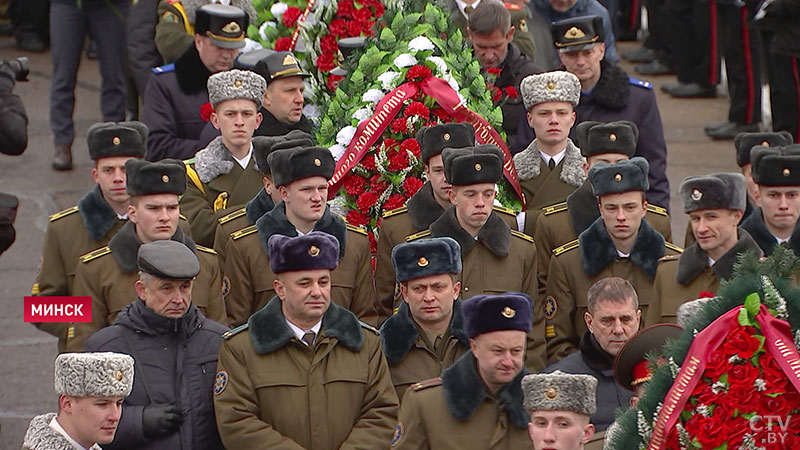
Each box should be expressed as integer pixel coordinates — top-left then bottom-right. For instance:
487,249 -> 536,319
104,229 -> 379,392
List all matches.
194,4 -> 248,49
613,323 -> 682,392
126,158 -> 187,196
520,71 -> 581,111
733,131 -> 795,167
575,120 -> 638,157
87,121 -> 148,161
268,231 -> 340,273
551,15 -> 605,52
235,48 -> 276,70
416,122 -> 475,163
461,293 -> 533,338
254,51 -> 311,83
391,236 -> 462,283
54,352 -> 134,398
267,146 -> 335,187
589,157 -> 649,196
521,370 -> 597,416
680,173 -> 747,213
138,240 -> 200,280
751,144 -> 800,186
253,130 -> 314,175
208,69 -> 267,108
442,144 -> 504,186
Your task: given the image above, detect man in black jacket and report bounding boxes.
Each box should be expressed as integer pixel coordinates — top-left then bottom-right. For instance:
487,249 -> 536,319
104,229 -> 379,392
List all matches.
252,51 -> 314,137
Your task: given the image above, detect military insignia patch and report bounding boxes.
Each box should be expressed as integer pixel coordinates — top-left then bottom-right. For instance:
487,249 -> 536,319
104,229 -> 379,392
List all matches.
222,276 -> 231,298
391,423 -> 404,447
544,296 -> 557,320
214,371 -> 229,395
160,11 -> 179,23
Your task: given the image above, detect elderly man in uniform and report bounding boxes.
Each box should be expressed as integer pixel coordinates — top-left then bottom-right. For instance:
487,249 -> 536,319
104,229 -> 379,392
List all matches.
545,158 -> 681,362
223,145 -> 376,326
648,174 -> 762,324
141,4 -> 246,162
407,145 -> 545,371
32,121 -> 148,352
179,69 -> 267,247
84,240 -> 228,450
22,352 -> 134,450
214,232 -> 398,449
513,71 -> 584,235
522,371 -> 597,450
393,293 -> 534,449
380,237 -> 469,399
67,159 -> 225,351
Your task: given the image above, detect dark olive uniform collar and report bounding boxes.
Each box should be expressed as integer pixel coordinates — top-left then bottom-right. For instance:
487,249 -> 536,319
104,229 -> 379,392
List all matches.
407,181 -> 447,231
108,221 -> 196,274
676,229 -> 762,285
579,217 -> 665,279
430,207 -> 511,258
380,299 -> 468,365
740,207 -> 800,256
256,201 -> 347,259
78,184 -> 124,240
245,188 -> 276,225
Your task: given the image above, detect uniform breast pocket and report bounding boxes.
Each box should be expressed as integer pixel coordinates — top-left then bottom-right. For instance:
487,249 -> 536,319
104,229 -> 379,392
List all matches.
323,365 -> 368,418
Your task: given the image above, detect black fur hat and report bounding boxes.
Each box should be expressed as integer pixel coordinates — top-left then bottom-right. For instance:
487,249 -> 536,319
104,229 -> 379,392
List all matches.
253,130 -> 314,175
733,131 -> 794,167
461,293 -> 533,338
268,231 -> 339,273
125,159 -> 187,196
391,237 -> 462,283
589,157 -> 649,196
416,123 -> 475,164
442,144 -> 503,186
751,144 -> 800,187
267,146 -> 335,187
575,120 -> 638,157
680,173 -> 747,213
87,121 -> 148,161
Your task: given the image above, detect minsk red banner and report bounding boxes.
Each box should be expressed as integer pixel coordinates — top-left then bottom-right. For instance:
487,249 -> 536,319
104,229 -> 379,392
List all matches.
24,296 -> 92,323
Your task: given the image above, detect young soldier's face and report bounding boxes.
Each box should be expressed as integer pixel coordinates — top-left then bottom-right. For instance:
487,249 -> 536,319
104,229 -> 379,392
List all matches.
401,273 -> 460,328
211,99 -> 262,149
264,76 -> 306,125
425,154 -> 452,203
598,191 -> 647,242
526,102 -> 576,148
128,194 -> 180,243
135,275 -> 193,318
470,330 -> 526,393
449,183 -> 497,233
60,395 -> 124,447
528,410 -> 595,450
757,185 -> 800,235
689,208 -> 743,256
281,176 -> 328,224
275,269 -> 332,328
92,156 -> 132,205
584,298 -> 640,355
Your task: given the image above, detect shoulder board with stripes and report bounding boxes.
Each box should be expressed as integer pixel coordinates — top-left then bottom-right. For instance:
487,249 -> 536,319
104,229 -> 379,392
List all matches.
553,239 -> 579,256
184,162 -> 205,195
412,377 -> 442,391
80,246 -> 111,263
382,206 -> 408,218
511,230 -> 534,243
659,254 -> 680,262
151,63 -> 175,74
222,323 -> 249,340
646,204 -> 668,216
218,207 -> 246,225
231,225 -> 257,240
346,223 -> 368,236
49,206 -> 79,222
541,201 -> 568,216
359,321 -> 380,335
492,205 -> 518,216
196,245 -> 217,255
406,230 -> 431,242
665,242 -> 683,253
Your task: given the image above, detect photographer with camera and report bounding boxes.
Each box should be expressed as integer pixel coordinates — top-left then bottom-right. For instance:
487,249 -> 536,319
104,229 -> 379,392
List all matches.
0,56 -> 28,257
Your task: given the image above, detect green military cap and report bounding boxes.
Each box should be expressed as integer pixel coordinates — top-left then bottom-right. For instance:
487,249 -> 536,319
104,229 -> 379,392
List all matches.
521,71 -> 581,111
576,120 -> 638,157
442,144 -> 504,186
267,146 -> 335,187
589,157 -> 649,196
137,240 -> 200,280
680,173 -> 747,213
551,15 -> 605,52
416,123 -> 475,164
522,371 -> 597,415
194,4 -> 248,49
125,159 -> 187,196
613,323 -> 682,391
207,69 -> 267,108
54,352 -> 134,398
733,131 -> 794,167
751,144 -> 800,187
87,121 -> 148,161
254,51 -> 311,83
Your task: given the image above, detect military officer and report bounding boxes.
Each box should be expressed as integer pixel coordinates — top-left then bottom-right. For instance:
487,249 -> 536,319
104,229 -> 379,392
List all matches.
254,51 -> 315,137
533,121 -> 672,301
408,145 -> 545,371
544,158 -> 681,362
180,69 -> 267,247
214,232 -> 398,449
67,159 -> 226,351
648,174 -> 763,324
380,237 -> 469,399
32,122 -> 148,352
223,145 -> 377,327
393,293 -> 534,449
514,71 -> 585,235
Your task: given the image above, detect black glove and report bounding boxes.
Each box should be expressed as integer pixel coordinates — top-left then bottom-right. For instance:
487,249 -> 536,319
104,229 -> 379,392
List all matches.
142,404 -> 183,438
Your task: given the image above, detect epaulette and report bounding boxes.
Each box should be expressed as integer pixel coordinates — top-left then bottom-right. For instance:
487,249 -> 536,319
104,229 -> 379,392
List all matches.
346,223 -> 368,236
49,206 -> 79,222
511,230 -> 534,243
629,77 -> 652,89
196,245 -> 217,255
542,201 -> 567,216
412,377 -> 442,391
184,162 -> 205,195
359,321 -> 380,335
553,239 -> 579,256
503,2 -> 521,10
492,205 -> 518,216
658,254 -> 680,262
179,214 -> 188,221
665,242 -> 683,253
218,207 -> 246,225
646,204 -> 668,216
222,323 -> 249,340
152,63 -> 175,74
231,225 -> 257,240
406,229 -> 431,242
382,206 -> 408,218
79,246 -> 111,263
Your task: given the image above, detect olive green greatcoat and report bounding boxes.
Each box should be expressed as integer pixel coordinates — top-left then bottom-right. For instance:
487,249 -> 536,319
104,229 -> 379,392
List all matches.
211,188 -> 275,270
214,297 -> 398,450
154,0 -> 194,64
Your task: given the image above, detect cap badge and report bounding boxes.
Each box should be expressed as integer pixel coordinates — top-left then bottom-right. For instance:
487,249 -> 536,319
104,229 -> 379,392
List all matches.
417,256 -> 429,267
283,54 -> 298,66
501,306 -> 516,318
233,79 -> 243,88
443,133 -> 451,141
115,370 -> 124,382
762,141 -> 770,147
112,136 -> 121,145
221,21 -> 241,34
314,158 -> 322,167
545,387 -> 559,400
614,173 -> 622,182
475,163 -> 482,171
161,174 -> 170,183
546,81 -> 556,91
609,133 -> 617,142
691,189 -> 702,201
309,245 -> 320,257
784,168 -> 791,177
565,26 -> 585,39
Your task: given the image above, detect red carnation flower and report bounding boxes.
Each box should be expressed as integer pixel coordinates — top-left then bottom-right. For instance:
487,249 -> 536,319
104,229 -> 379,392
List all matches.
505,86 -> 519,99
360,153 -> 377,170
699,291 -> 715,298
431,106 -> 450,121
329,19 -> 348,37
338,0 -> 356,16
326,74 -> 344,91
404,101 -> 430,120
353,7 -> 372,22
320,35 -> 339,54
356,191 -> 380,212
391,117 -> 408,133
199,102 -> 213,122
486,67 -> 502,75
370,174 -> 389,193
402,177 -> 424,197
491,86 -> 502,102
387,151 -> 409,171
274,36 -> 293,51
368,231 -> 377,256
383,138 -> 399,150
316,52 -> 337,72
373,2 -> 385,15
346,209 -> 370,227
343,174 -> 368,197
400,138 -> 421,158
347,20 -> 364,36
405,65 -> 432,82
383,193 -> 407,211
282,7 -> 303,28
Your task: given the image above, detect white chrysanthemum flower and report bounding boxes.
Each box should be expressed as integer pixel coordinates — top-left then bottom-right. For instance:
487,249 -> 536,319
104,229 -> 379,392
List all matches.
408,36 -> 435,52
377,71 -> 400,90
353,108 -> 372,123
426,56 -> 447,75
303,104 -> 319,119
362,89 -> 385,104
393,53 -> 417,68
270,2 -> 289,17
305,12 -> 317,26
456,91 -> 467,105
329,144 -> 346,161
445,74 -> 460,93
258,22 -> 277,41
240,38 -> 264,54
336,126 -> 357,146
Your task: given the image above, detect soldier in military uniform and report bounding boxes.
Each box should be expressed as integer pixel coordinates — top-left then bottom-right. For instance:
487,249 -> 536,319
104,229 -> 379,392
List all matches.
392,293 -> 533,449
379,237 -> 469,399
514,71 -> 585,235
648,174 -> 763,324
214,232 -> 398,449
254,51 -> 315,137
223,145 -> 377,327
534,121 -> 672,302
180,69 -> 267,247
408,145 -> 546,371
32,122 -> 148,352
545,158 -> 680,363
67,159 -> 226,352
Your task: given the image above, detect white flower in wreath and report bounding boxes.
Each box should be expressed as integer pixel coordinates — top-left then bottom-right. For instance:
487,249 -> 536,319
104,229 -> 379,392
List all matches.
445,73 -> 460,92
353,108 -> 372,123
304,12 -> 317,26
408,36 -> 435,52
329,144 -> 346,161
294,39 -> 306,52
336,125 -> 357,146
303,104 -> 320,119
258,21 -> 277,41
362,89 -> 384,105
270,2 -> 289,17
377,71 -> 400,90
426,56 -> 448,76
393,53 -> 417,68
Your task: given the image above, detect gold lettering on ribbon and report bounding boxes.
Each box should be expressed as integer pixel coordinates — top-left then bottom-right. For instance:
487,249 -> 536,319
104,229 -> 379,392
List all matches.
649,356 -> 701,449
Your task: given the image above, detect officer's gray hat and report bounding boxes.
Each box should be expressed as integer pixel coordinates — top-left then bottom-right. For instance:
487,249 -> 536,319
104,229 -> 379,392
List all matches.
522,370 -> 598,416
55,352 -> 134,398
208,69 -> 267,108
137,240 -> 200,280
680,173 -> 747,213
521,71 -> 581,111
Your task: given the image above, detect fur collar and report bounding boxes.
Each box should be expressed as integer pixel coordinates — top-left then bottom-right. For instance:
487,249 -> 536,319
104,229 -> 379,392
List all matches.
579,217 -> 665,279
407,182 -> 446,231
78,185 -> 121,240
441,352 -> 529,429
578,331 -> 615,375
676,229 -> 762,285
257,107 -> 313,136
23,413 -> 103,450
256,202 -> 347,259
108,221 -> 196,274
567,181 -> 600,235
380,299 -> 468,365
174,43 -> 212,95
245,188 -> 275,225
513,138 -> 586,188
194,136 -> 235,183
430,207 -> 510,257
585,61 -> 630,109
247,296 -> 364,354
182,0 -> 257,23
740,207 -> 800,256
